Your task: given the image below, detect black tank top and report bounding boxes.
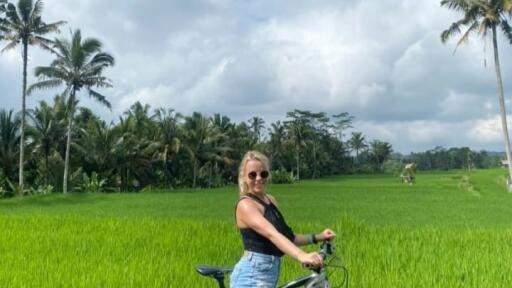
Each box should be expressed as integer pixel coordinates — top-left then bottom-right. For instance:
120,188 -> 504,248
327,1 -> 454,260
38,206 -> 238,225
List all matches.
236,193 -> 295,257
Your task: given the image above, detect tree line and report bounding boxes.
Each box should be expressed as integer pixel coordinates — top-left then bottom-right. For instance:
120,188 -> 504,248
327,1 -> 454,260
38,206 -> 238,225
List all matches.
389,147 -> 501,173
0,98 -> 399,195
0,93 -> 501,197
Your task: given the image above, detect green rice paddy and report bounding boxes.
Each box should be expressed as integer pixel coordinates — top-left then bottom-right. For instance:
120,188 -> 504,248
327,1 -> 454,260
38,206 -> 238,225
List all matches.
1,168 -> 512,287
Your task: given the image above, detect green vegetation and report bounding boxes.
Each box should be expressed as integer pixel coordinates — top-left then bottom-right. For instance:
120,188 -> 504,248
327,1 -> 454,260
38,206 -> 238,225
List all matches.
405,147 -> 502,171
0,94 -> 500,197
1,168 -> 512,287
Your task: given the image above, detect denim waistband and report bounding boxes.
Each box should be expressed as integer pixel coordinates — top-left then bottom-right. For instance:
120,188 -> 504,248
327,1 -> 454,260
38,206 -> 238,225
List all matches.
245,251 -> 281,262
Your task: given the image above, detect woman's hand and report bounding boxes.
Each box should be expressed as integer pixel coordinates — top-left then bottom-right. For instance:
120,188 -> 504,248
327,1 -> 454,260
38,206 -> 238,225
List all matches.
298,251 -> 324,268
316,229 -> 336,241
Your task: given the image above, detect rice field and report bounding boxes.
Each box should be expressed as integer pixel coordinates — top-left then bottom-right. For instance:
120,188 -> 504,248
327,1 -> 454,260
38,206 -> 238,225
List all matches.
1,168 -> 512,287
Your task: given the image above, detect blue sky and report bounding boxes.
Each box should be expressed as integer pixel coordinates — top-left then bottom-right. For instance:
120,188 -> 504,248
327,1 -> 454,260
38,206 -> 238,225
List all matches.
1,0 -> 512,153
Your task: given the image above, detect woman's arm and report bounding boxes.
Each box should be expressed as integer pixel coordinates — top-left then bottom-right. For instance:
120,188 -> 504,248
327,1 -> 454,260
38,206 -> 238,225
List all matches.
237,199 -> 323,266
294,234 -> 317,246
294,230 -> 337,246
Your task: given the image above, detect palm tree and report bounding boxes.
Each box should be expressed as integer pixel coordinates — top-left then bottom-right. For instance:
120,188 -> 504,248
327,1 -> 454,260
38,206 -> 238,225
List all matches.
125,101 -> 155,139
305,111 -> 329,179
369,140 -> 392,172
75,116 -> 116,176
154,108 -> 182,187
212,114 -> 234,134
113,115 -> 157,191
0,110 -> 20,183
211,114 -> 238,183
268,121 -> 286,169
182,112 -> 228,188
28,29 -> 114,193
0,0 -> 64,193
348,132 -> 368,164
332,112 -> 354,141
182,112 -> 211,188
27,100 -> 61,186
284,110 -> 312,181
441,0 -> 512,190
248,116 -> 265,143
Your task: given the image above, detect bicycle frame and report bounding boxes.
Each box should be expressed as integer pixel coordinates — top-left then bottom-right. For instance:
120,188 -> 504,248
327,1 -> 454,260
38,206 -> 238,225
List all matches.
279,273 -> 328,288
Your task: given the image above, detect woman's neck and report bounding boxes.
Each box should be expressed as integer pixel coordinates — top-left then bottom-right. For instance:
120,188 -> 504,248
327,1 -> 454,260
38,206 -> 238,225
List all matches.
248,191 -> 267,202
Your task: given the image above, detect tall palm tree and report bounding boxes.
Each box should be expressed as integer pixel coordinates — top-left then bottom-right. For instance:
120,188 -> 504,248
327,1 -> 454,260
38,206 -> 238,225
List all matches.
28,29 -> 114,193
348,132 -> 367,164
441,0 -> 512,190
0,0 -> 64,193
268,121 -> 286,169
284,110 -> 312,181
182,112 -> 211,188
306,111 -> 329,179
248,116 -> 265,143
332,112 -> 354,141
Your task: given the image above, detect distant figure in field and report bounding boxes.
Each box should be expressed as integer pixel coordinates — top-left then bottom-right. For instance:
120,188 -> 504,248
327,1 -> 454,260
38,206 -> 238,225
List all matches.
400,163 -> 416,185
230,150 -> 336,287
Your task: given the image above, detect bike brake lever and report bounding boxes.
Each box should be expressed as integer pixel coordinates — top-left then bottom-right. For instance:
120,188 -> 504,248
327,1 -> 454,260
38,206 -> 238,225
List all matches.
302,262 -> 323,272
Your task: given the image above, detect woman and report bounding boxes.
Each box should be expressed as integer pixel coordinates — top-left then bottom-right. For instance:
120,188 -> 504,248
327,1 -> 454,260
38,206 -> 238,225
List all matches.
230,150 -> 336,288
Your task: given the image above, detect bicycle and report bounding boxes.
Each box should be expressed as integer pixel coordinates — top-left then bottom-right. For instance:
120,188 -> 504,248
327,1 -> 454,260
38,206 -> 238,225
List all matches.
196,241 -> 348,288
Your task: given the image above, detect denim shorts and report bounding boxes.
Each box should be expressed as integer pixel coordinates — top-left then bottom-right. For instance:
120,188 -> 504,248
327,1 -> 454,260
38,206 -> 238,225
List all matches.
230,251 -> 281,288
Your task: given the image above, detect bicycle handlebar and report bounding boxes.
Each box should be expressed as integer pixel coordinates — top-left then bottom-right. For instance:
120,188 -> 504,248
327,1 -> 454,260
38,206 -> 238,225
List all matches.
302,240 -> 335,271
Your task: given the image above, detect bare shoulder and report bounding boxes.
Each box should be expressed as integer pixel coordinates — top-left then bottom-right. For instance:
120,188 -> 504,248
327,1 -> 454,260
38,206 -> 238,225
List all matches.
237,198 -> 263,214
236,198 -> 261,228
267,194 -> 279,207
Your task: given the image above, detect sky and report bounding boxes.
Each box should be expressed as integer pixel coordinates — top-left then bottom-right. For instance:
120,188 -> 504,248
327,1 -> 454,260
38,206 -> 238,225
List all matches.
1,0 -> 512,153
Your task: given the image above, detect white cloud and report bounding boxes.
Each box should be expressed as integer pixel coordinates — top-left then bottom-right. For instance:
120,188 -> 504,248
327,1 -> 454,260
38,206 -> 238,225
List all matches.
0,49 -> 21,68
469,116 -> 506,144
118,85 -> 176,114
356,118 -> 509,153
438,90 -> 496,120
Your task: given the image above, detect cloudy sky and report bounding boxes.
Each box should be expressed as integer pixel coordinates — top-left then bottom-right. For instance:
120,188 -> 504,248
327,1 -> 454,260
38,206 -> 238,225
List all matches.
2,0 -> 512,153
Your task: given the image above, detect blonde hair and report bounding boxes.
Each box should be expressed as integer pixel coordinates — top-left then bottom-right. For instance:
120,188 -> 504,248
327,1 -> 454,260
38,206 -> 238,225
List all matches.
238,150 -> 271,195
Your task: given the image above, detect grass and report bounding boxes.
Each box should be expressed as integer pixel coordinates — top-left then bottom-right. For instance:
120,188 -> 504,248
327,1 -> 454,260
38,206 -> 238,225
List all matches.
1,168 -> 512,287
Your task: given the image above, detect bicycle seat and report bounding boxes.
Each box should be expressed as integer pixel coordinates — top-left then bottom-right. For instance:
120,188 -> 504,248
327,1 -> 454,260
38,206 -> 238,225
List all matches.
196,265 -> 233,277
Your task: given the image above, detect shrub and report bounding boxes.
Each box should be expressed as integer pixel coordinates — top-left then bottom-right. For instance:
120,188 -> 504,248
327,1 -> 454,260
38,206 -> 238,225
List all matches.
78,172 -> 107,193
271,168 -> 295,184
31,185 -> 53,195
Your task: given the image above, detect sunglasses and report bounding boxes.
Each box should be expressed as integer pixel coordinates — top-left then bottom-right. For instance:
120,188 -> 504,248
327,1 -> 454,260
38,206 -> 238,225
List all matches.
247,170 -> 269,180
